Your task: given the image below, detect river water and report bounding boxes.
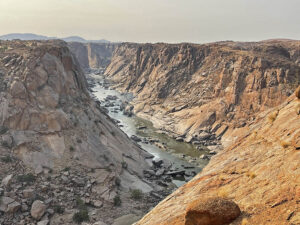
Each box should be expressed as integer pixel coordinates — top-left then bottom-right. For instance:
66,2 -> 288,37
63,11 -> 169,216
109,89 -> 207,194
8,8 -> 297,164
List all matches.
87,73 -> 210,186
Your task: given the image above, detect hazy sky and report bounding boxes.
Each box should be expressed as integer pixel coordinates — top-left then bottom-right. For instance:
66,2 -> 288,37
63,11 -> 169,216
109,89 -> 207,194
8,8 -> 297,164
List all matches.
0,0 -> 299,43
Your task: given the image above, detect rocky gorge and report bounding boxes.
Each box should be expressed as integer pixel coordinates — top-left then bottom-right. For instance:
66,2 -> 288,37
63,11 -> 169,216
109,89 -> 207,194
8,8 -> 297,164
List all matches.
0,38 -> 299,225
0,40 -> 183,225
102,40 -> 300,149
69,39 -> 300,225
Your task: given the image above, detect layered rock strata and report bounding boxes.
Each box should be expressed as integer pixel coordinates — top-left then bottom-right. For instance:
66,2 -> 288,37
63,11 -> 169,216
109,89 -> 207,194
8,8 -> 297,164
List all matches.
104,40 -> 300,148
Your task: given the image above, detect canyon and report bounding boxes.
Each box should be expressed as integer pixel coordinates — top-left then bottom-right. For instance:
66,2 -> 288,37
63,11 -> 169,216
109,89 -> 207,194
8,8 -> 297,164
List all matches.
70,40 -> 300,225
0,38 -> 299,225
103,40 -> 300,149
0,40 -> 176,225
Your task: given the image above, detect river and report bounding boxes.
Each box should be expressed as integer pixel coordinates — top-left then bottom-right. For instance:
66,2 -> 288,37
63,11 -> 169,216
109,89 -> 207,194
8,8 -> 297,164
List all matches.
87,73 -> 210,187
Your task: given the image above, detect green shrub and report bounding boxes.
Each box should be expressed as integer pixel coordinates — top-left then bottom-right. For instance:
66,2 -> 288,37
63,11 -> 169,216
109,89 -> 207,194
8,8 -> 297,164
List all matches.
1,156 -> 13,163
53,204 -> 64,214
73,197 -> 89,223
102,154 -> 109,161
130,189 -> 143,200
121,161 -> 128,169
113,195 -> 121,206
75,197 -> 86,210
16,173 -> 36,183
73,209 -> 89,223
63,167 -> 70,172
69,146 -> 75,152
115,177 -> 121,187
1,141 -> 10,148
0,126 -> 8,135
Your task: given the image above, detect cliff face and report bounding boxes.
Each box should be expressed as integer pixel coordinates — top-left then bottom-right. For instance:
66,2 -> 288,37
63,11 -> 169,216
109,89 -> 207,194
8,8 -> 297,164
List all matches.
104,41 -> 300,147
136,92 -> 300,224
0,40 -> 152,199
68,42 -> 117,70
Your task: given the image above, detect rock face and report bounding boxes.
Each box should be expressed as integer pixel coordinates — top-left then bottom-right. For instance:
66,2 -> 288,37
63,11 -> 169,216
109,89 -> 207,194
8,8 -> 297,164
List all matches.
68,42 -> 117,70
0,40 -> 151,180
104,40 -> 300,147
136,93 -> 300,225
0,40 -> 160,224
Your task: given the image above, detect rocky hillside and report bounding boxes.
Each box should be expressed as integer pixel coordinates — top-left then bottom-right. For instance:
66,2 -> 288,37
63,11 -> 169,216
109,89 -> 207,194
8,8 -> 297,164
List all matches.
104,40 -> 300,148
136,89 -> 300,225
0,40 -> 162,225
68,42 -> 117,70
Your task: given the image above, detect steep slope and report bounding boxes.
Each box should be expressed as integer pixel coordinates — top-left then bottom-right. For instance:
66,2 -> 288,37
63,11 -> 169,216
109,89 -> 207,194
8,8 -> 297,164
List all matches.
0,40 -> 155,224
136,91 -> 300,225
68,42 -> 117,70
104,40 -> 300,148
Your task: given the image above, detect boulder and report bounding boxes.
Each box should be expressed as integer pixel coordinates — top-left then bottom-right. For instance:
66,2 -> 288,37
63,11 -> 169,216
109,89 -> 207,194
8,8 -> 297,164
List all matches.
92,200 -> 103,208
7,201 -> 21,213
0,197 -> 15,212
1,135 -> 13,148
152,158 -> 163,167
198,132 -> 211,141
155,168 -> 165,176
1,174 -> 13,187
37,220 -> 49,225
131,135 -> 141,142
31,200 -> 46,220
185,197 -> 241,225
23,189 -> 35,199
10,80 -> 26,98
295,86 -> 300,99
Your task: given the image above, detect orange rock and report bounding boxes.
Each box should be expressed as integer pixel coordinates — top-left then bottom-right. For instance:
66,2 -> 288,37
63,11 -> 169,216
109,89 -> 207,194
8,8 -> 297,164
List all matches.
185,197 -> 241,225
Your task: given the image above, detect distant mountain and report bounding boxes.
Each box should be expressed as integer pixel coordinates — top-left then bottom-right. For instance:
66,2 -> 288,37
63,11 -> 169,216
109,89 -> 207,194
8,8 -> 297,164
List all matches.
0,33 -> 53,41
0,33 -> 110,43
61,36 -> 87,42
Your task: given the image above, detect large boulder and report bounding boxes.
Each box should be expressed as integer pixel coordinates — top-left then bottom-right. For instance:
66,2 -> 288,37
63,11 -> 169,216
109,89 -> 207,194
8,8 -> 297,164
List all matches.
184,197 -> 241,225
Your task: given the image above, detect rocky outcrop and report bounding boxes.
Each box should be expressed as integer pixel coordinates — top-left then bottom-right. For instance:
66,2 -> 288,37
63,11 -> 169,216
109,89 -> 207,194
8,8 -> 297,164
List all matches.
0,40 -> 161,224
136,92 -> 300,225
0,40 -> 150,178
68,42 -> 118,70
104,40 -> 300,147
